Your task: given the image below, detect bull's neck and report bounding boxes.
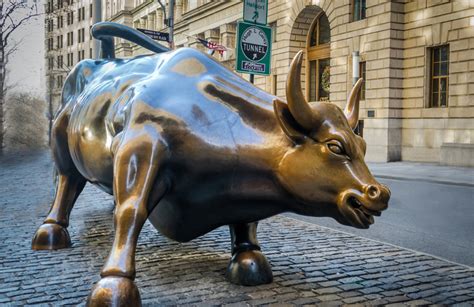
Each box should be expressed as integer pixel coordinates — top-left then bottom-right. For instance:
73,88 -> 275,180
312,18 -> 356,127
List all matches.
232,129 -> 296,211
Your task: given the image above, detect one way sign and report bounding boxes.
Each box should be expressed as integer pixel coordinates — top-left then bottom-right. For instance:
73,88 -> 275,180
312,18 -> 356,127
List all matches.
243,0 -> 268,25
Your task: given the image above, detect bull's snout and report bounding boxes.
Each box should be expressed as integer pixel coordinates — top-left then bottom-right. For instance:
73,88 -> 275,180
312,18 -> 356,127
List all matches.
363,184 -> 390,211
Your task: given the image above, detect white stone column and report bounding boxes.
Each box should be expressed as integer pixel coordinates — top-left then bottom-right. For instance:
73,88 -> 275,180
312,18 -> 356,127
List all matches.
175,0 -> 183,22
149,13 -> 155,30
220,23 -> 236,61
156,9 -> 163,30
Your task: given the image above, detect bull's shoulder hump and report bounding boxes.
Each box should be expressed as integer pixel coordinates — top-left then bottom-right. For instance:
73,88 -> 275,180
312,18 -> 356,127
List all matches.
158,48 -> 226,77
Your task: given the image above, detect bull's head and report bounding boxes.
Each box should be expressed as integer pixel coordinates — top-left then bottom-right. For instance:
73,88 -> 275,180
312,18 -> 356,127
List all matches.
274,51 -> 390,229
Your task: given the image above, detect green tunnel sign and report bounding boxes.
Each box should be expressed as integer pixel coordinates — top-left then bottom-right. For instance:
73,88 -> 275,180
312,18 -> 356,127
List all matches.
236,21 -> 272,76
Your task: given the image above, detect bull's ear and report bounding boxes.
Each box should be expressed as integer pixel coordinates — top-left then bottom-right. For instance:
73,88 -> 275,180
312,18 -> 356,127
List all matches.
273,98 -> 306,144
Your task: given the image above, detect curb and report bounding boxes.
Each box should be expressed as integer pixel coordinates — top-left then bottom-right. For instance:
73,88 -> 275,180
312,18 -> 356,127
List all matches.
373,174 -> 474,188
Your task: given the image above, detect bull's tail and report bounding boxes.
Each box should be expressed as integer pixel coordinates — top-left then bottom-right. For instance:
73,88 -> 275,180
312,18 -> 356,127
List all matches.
91,22 -> 170,59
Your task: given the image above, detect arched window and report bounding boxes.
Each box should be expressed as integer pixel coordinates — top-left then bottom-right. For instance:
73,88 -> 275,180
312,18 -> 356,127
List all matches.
306,12 -> 330,102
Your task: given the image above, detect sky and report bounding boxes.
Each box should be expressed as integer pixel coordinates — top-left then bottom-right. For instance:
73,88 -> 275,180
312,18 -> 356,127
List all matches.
7,4 -> 45,98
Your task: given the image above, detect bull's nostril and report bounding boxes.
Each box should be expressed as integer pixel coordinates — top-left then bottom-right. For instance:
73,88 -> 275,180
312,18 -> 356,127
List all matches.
366,185 -> 380,199
381,184 -> 391,197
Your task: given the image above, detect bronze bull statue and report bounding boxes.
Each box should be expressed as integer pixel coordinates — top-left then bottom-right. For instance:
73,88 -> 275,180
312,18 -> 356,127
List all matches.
32,23 -> 390,306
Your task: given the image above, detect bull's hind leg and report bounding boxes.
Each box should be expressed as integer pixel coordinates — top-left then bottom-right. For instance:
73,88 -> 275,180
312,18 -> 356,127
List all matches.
226,222 -> 273,285
32,105 -> 86,250
87,129 -> 168,307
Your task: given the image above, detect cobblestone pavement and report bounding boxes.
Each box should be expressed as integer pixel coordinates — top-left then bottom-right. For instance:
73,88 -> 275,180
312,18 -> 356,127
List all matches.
1,151 -> 473,306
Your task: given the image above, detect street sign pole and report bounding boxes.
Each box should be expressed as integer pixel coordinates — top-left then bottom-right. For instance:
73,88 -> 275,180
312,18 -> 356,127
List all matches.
168,0 -> 175,49
240,0 -> 269,84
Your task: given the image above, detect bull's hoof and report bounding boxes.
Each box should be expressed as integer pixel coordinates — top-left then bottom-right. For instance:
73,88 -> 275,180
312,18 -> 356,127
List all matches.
226,250 -> 273,286
87,276 -> 141,307
31,223 -> 71,250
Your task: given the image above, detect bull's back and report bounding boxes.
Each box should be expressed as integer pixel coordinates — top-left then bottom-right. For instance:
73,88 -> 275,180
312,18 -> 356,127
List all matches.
64,47 -> 279,204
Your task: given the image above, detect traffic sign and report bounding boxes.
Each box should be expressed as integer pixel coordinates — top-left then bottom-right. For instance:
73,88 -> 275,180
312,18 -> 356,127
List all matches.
235,21 -> 272,76
137,28 -> 170,42
243,0 -> 268,25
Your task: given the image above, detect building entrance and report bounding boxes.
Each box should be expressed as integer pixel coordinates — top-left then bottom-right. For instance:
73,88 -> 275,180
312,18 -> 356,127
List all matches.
306,12 -> 330,102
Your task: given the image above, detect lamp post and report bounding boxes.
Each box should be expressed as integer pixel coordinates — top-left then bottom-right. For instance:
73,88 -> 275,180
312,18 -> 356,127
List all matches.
157,0 -> 174,49
352,51 -> 360,85
168,0 -> 175,49
93,0 -> 102,59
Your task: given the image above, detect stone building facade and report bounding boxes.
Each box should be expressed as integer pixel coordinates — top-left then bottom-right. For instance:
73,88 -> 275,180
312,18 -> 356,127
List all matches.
105,0 -> 473,165
45,0 -> 95,111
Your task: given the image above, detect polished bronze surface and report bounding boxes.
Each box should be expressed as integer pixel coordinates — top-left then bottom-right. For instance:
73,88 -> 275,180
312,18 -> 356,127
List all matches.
32,22 -> 389,306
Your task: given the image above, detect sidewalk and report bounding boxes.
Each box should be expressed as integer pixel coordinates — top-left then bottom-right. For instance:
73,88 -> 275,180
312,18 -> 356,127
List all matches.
368,161 -> 474,187
0,151 -> 473,305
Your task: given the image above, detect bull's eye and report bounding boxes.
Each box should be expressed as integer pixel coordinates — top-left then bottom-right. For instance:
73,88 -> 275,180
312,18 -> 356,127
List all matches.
327,141 -> 345,155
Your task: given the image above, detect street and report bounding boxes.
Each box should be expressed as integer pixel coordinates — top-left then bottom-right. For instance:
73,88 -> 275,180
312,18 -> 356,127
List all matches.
290,177 -> 474,267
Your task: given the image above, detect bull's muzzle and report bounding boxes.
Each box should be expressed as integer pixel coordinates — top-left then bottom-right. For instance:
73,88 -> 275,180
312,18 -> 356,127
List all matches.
338,183 -> 390,229
362,183 -> 390,211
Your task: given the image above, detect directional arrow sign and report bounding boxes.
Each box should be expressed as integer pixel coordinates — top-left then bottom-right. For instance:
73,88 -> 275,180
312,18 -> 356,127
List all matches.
243,0 -> 268,25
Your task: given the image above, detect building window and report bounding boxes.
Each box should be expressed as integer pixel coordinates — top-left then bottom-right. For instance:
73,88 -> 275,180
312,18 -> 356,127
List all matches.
352,0 -> 366,22
354,120 -> 364,137
57,55 -> 63,69
67,53 -> 72,66
429,45 -> 449,108
57,75 -> 63,88
272,74 -> 277,95
90,4 -> 93,18
359,61 -> 366,100
307,12 -> 330,102
309,13 -> 330,47
77,7 -> 85,21
90,48 -> 92,58
67,11 -> 74,25
78,29 -> 85,43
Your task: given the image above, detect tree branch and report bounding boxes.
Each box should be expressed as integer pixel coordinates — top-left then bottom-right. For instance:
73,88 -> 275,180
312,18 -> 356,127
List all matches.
3,11 -> 42,47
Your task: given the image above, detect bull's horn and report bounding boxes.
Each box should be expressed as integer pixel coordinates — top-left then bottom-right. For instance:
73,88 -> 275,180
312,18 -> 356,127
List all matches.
286,50 -> 313,131
344,78 -> 363,130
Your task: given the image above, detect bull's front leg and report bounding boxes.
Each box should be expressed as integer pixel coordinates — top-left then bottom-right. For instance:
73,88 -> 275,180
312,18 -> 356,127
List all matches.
87,129 -> 168,307
226,222 -> 273,285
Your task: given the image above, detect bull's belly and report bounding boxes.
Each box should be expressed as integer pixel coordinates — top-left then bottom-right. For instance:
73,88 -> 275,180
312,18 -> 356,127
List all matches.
148,198 -> 226,242
147,190 -> 285,242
